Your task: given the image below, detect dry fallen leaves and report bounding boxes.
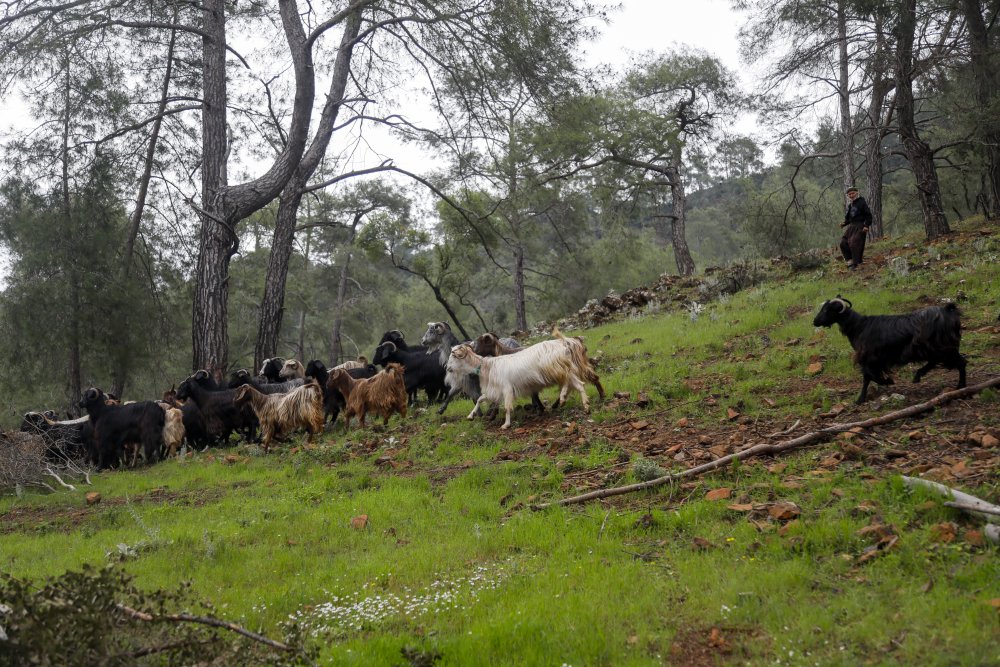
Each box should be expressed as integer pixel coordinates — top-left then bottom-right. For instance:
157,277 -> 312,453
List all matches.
806,362 -> 824,376
350,514 -> 369,530
85,492 -> 101,506
768,502 -> 801,521
930,522 -> 959,543
705,487 -> 732,501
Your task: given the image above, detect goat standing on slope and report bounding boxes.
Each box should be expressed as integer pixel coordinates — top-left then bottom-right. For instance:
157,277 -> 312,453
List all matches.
447,328 -> 602,429
328,363 -> 408,430
233,381 -> 324,453
812,296 -> 967,404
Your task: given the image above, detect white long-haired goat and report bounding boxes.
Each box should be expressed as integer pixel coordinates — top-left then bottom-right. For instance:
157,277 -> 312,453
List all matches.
446,328 -> 601,429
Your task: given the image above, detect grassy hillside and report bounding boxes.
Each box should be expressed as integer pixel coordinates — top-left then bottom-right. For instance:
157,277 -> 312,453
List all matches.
3,218 -> 999,665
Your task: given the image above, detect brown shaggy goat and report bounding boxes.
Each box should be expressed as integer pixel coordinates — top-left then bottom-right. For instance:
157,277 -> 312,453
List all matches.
157,401 -> 186,457
233,380 -> 324,453
329,363 -> 408,430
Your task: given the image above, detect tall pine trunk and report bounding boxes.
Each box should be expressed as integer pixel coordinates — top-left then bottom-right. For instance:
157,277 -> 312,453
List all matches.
61,54 -> 81,408
863,15 -> 891,240
837,0 -> 856,189
669,148 -> 696,276
960,0 -> 1000,220
513,243 -> 527,331
112,23 -> 177,398
329,249 -> 352,364
193,0 -> 233,380
894,0 -> 950,239
254,10 -> 362,367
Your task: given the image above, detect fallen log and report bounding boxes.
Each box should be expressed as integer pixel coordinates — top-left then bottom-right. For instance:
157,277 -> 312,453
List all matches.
533,376 -> 1000,510
901,476 -> 1000,546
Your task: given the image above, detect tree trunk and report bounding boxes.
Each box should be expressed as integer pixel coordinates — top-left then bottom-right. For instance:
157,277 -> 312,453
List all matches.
294,227 -> 312,362
894,0 -> 950,239
863,14 -> 891,240
61,54 -> 81,407
328,249 -> 352,364
837,0 -> 856,189
112,22 -> 177,397
194,0 -> 317,381
254,9 -> 362,367
960,0 -> 1000,220
513,243 -> 527,331
192,0 -> 233,380
669,149 -> 696,276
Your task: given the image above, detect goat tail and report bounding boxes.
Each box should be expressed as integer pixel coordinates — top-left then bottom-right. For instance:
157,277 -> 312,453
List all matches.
552,326 -> 565,340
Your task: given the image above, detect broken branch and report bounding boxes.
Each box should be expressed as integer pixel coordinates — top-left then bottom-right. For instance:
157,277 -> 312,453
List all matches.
533,376 -> 1000,510
116,603 -> 293,652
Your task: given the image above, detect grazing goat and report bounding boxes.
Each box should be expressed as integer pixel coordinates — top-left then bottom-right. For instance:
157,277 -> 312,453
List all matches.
329,364 -> 408,430
227,368 -> 305,394
420,321 -> 482,414
469,333 -> 545,415
279,359 -> 306,380
372,341 -> 446,404
176,373 -> 256,444
379,330 -> 425,353
812,296 -> 967,404
258,357 -> 286,383
156,402 -> 186,458
233,380 -> 324,453
446,328 -> 603,429
305,360 -> 378,424
78,388 -> 165,469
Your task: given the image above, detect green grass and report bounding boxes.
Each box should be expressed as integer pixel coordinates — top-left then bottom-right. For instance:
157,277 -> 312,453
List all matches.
3,218 -> 1000,665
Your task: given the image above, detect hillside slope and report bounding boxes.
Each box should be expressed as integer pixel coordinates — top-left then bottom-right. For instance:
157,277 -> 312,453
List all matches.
2,218 -> 998,666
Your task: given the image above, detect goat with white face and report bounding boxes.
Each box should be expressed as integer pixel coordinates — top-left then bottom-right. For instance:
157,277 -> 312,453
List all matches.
446,329 -> 595,429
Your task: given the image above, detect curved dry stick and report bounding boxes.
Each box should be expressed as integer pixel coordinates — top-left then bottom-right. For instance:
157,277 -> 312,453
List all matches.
533,376 -> 1000,510
116,604 -> 293,652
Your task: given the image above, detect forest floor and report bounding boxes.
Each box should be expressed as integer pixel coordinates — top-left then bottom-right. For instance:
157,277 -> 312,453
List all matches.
2,218 -> 999,666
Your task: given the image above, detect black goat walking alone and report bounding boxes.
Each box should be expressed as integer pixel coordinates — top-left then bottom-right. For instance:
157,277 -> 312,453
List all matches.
812,296 -> 967,404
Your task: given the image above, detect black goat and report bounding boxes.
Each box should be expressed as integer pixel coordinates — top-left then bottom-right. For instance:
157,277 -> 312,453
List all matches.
78,388 -> 165,469
378,330 -> 425,353
420,321 -> 484,415
258,357 -> 286,383
176,373 -> 256,444
228,368 -> 305,394
372,341 -> 446,405
305,359 -> 379,424
812,296 -> 967,404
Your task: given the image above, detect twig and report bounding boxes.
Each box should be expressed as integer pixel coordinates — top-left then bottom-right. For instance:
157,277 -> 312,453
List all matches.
944,501 -> 1000,518
44,467 -> 76,490
767,419 -> 801,438
598,509 -> 611,540
116,604 -> 294,652
533,377 -> 1000,510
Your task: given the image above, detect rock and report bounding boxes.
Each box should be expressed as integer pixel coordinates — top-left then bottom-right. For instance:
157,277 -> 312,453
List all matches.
675,417 -> 689,428
85,492 -> 101,506
982,434 -> 999,448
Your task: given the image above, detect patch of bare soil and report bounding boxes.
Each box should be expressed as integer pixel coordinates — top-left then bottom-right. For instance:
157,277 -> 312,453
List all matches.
668,625 -> 767,666
0,482 -> 250,534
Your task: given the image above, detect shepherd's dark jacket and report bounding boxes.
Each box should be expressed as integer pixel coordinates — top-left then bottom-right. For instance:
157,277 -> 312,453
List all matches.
844,196 -> 872,227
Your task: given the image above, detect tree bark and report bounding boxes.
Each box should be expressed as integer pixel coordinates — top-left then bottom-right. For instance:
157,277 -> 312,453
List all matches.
669,148 -> 696,276
254,10 -> 362,368
863,14 -> 892,240
894,0 -> 950,239
837,0 -> 856,190
194,0 -> 317,381
513,243 -> 528,331
61,53 -> 81,408
112,22 -> 177,397
960,0 -> 1000,220
329,249 -> 352,364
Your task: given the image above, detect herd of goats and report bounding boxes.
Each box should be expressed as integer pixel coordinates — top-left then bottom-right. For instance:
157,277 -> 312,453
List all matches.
18,296 -> 983,472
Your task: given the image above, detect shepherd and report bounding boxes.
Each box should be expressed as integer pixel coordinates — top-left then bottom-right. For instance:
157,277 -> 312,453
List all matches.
840,186 -> 871,269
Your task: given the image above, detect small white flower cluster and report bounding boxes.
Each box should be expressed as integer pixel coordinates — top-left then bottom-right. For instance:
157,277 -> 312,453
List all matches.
291,563 -> 509,637
686,301 -> 705,321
